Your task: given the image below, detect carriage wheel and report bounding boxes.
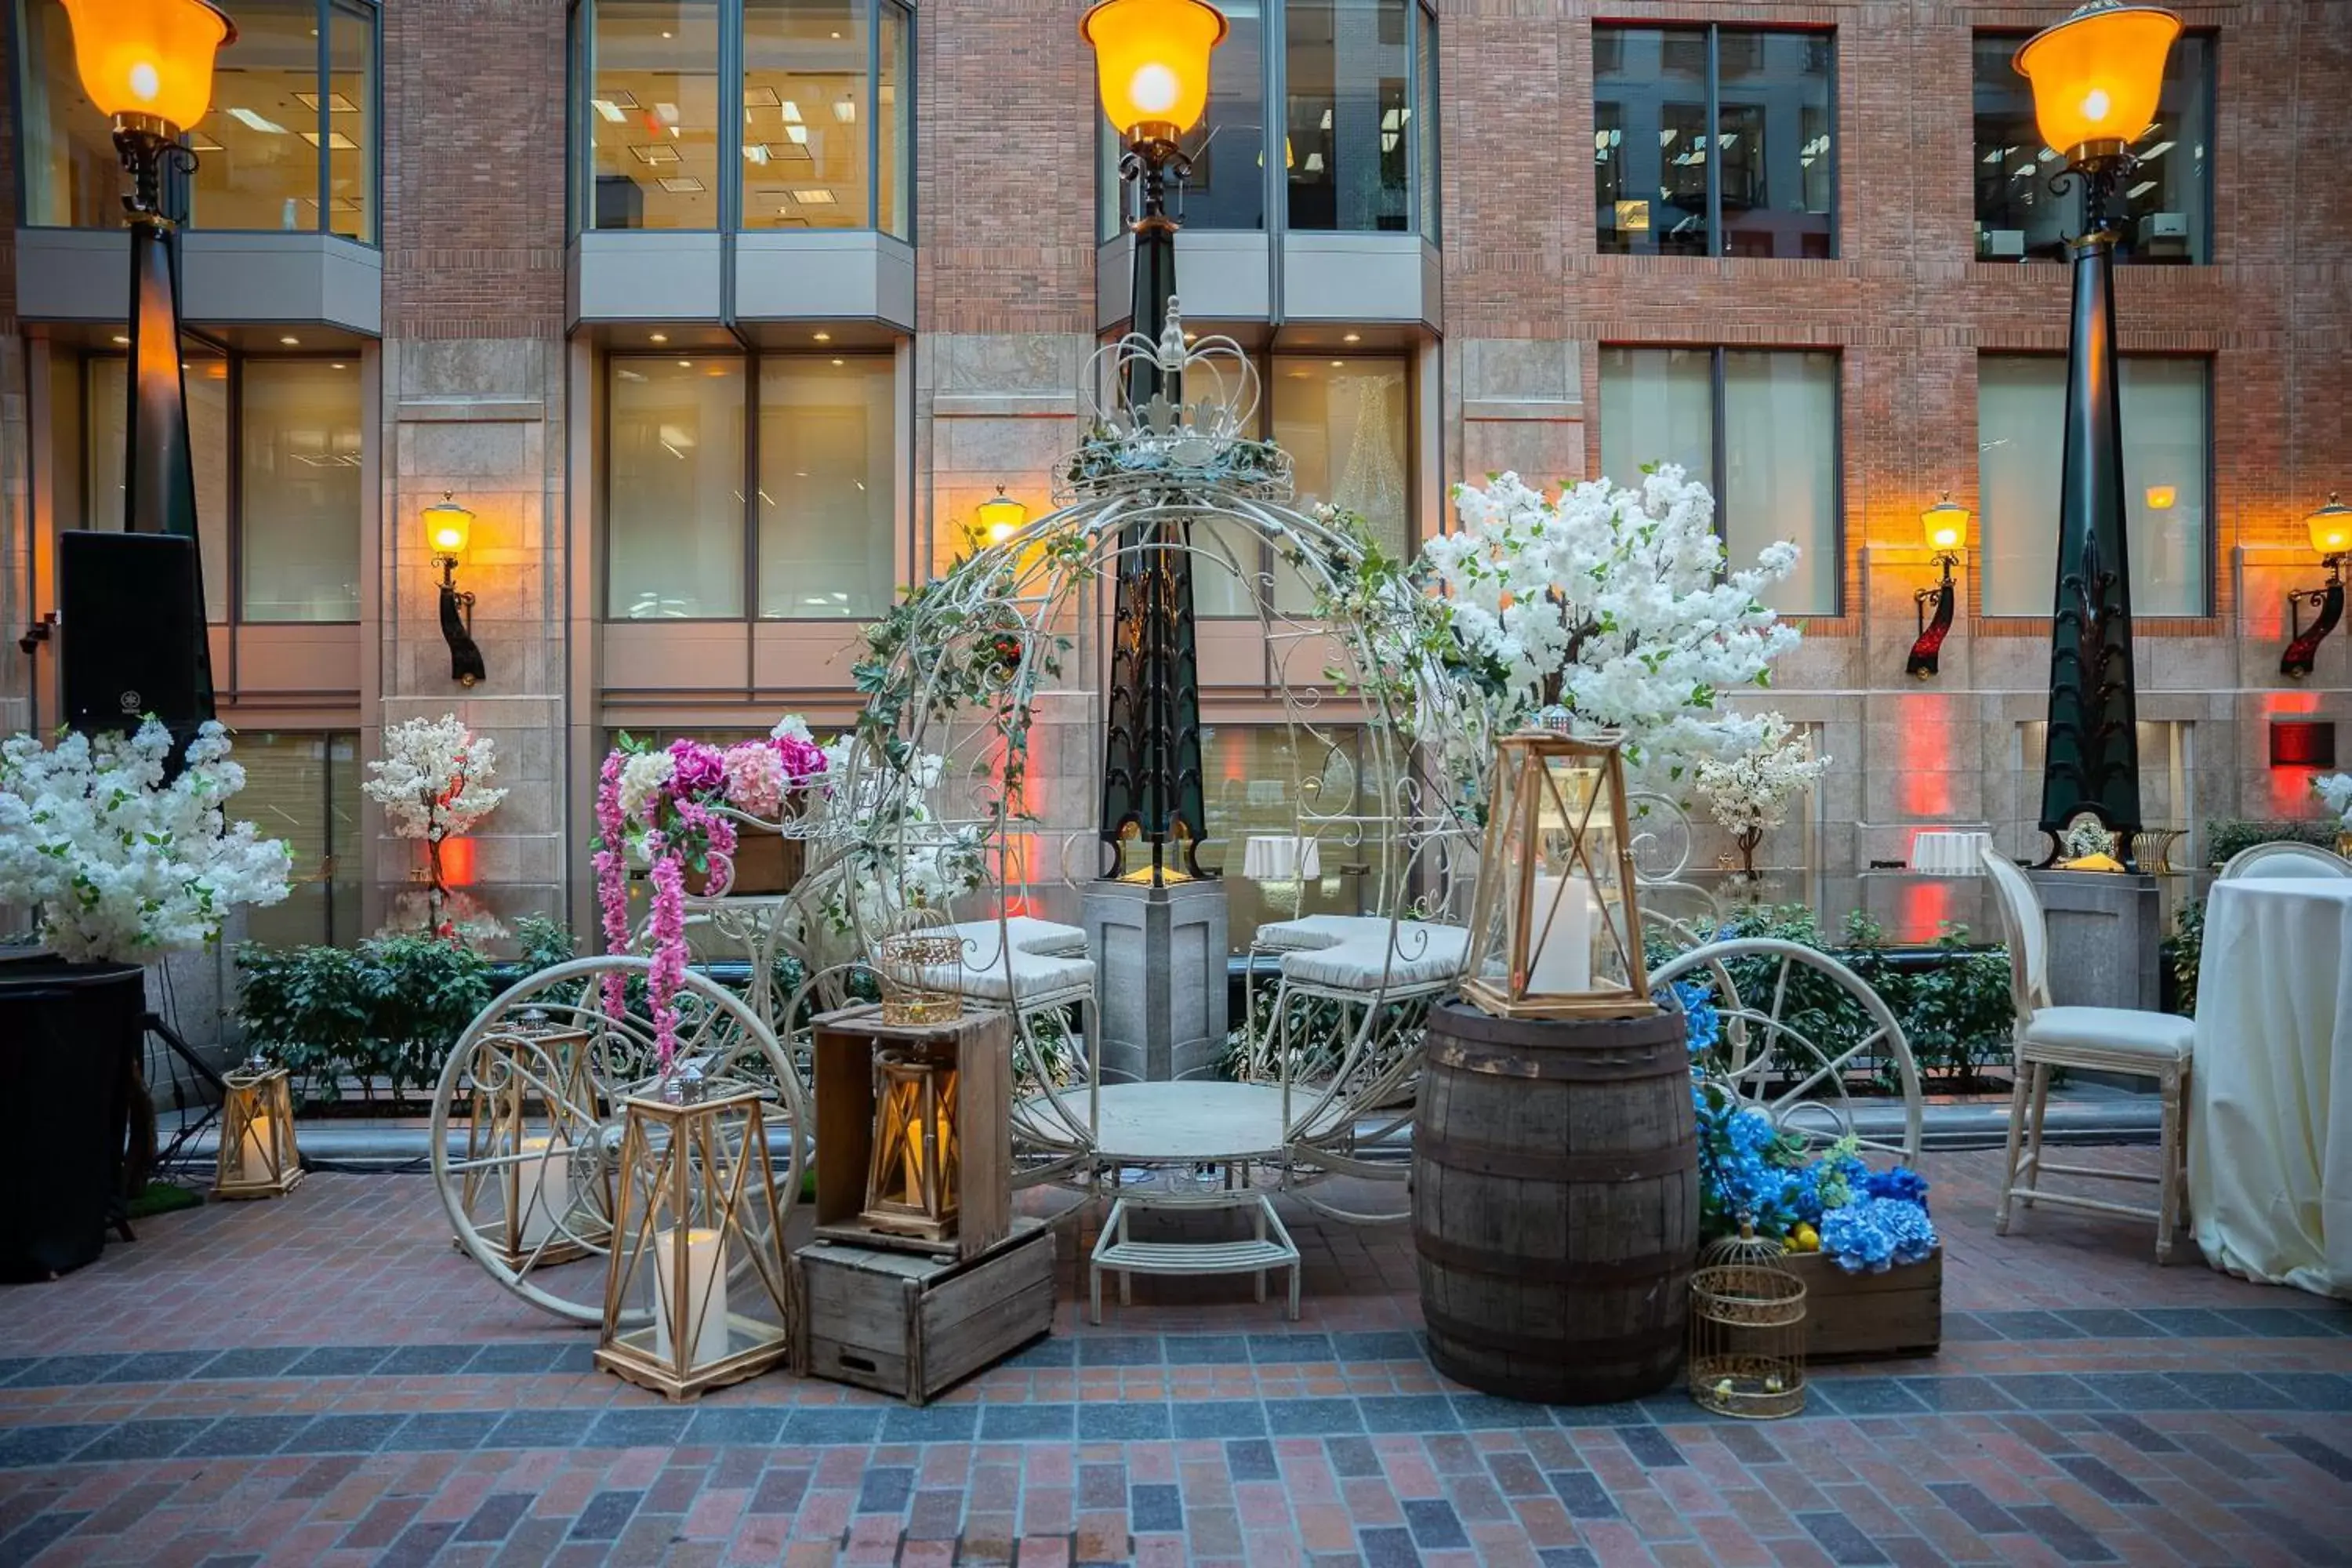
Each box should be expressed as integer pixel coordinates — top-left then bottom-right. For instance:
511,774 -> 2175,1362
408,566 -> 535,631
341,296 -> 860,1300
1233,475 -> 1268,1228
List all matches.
1650,936 -> 1923,1164
429,956 -> 810,1325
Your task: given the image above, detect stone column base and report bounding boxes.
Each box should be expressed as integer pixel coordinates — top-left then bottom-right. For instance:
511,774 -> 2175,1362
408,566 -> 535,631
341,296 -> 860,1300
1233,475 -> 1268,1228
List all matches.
1080,879 -> 1229,1083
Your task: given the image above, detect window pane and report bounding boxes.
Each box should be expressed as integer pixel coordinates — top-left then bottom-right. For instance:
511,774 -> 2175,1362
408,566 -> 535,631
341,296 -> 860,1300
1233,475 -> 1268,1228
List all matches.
1597,345 -> 1712,488
1717,31 -> 1833,260
192,0 -> 324,230
1977,356 -> 2208,616
1722,350 -> 1838,614
16,0 -> 122,226
1287,0 -> 1410,232
1594,27 -> 1710,256
1201,725 -> 1389,952
237,731 -> 362,949
1201,0 -> 1269,230
1415,5 -> 1439,244
1973,31 -> 2209,264
879,2 -> 910,238
85,354 -> 231,622
608,357 -> 746,617
1272,357 -> 1410,612
326,1 -> 376,241
241,360 -> 362,622
743,0 -> 871,230
586,0 -> 720,230
1191,517 -> 1265,618
757,354 -> 896,618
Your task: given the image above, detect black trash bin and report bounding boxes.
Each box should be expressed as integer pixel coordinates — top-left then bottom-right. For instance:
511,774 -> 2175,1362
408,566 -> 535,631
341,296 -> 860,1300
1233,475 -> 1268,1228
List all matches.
0,953 -> 143,1283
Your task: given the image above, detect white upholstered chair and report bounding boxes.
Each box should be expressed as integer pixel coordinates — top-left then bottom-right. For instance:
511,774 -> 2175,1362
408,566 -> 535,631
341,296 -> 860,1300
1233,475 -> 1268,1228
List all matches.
2216,840 -> 2352,880
1977,845 -> 2193,1261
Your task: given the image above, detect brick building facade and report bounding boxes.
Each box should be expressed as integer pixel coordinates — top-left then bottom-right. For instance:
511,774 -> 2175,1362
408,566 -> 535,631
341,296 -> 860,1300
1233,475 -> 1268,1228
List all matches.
2,0 -> 2347,956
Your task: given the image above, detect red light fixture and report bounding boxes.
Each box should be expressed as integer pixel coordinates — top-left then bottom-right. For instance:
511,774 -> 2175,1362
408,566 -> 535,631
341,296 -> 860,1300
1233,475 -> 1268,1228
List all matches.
2269,719 -> 2337,771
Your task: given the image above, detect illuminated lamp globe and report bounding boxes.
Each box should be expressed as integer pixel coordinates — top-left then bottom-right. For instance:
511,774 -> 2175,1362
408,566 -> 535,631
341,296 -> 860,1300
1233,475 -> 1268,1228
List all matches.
423,495 -> 474,560
977,487 -> 1027,545
1080,0 -> 1227,141
59,0 -> 236,134
2013,2 -> 2180,162
1921,494 -> 1968,556
2310,493 -> 2352,561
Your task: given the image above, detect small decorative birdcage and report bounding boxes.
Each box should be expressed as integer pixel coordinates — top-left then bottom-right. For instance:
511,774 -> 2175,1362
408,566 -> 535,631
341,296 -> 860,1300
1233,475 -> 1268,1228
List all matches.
596,1079 -> 793,1401
1689,1221 -> 1807,1420
877,933 -> 964,1025
214,1059 -> 303,1200
860,1045 -> 962,1243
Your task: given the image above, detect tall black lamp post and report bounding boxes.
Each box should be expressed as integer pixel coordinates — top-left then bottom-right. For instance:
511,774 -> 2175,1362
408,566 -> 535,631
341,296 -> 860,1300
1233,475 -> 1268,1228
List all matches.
2013,0 -> 2180,869
57,0 -> 234,714
1083,0 -> 1226,887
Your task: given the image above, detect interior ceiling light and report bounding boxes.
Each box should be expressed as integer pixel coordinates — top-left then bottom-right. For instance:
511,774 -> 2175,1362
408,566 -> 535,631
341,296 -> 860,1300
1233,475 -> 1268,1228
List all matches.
280,335 -> 301,346
111,335 -> 130,346
2141,140 -> 2174,160
189,132 -> 224,151
649,332 -> 669,343
783,124 -> 809,144
1303,152 -> 1325,172
813,331 -> 832,342
655,102 -> 681,125
294,92 -> 359,113
299,131 -> 360,150
745,143 -> 771,164
782,100 -> 804,123
795,188 -> 837,204
659,176 -> 705,194
833,96 -> 857,123
607,89 -> 641,109
1319,108 -> 1333,130
2126,180 -> 2157,198
831,358 -> 844,366
629,143 -> 682,165
1342,332 -> 1361,343
593,99 -> 626,122
744,85 -> 782,108
227,108 -> 287,134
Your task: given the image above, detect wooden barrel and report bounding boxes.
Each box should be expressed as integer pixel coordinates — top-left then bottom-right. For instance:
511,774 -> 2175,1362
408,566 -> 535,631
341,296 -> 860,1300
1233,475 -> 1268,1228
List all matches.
1413,1000 -> 1697,1404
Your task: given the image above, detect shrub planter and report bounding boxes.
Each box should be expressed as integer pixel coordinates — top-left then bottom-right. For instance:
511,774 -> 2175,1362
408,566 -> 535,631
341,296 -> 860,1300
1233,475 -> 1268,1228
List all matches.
0,954 -> 143,1282
1780,1245 -> 1942,1361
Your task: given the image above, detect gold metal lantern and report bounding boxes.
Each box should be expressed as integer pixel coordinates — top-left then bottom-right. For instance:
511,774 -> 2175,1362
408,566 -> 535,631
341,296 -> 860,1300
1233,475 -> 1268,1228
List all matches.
1461,730 -> 1651,1020
859,1047 -> 962,1243
214,1061 -> 302,1200
456,1012 -> 608,1268
1689,1223 -> 1808,1420
596,1080 -> 793,1401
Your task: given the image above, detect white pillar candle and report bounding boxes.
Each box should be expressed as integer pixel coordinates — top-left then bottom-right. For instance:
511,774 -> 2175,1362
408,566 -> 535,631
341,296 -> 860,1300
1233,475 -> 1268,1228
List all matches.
1527,873 -> 1595,993
652,1226 -> 730,1368
512,1136 -> 572,1250
238,1114 -> 275,1183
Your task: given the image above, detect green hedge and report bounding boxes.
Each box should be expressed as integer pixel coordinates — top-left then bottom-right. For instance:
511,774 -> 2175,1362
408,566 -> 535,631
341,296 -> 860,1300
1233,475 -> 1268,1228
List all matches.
2205,818 -> 2339,867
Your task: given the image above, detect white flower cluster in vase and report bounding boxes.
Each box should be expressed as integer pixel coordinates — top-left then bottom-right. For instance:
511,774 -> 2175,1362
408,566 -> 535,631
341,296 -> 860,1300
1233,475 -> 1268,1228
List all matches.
1422,466 -> 1802,789
363,715 -> 509,843
0,720 -> 292,964
2313,772 -> 2352,828
1693,714 -> 1832,878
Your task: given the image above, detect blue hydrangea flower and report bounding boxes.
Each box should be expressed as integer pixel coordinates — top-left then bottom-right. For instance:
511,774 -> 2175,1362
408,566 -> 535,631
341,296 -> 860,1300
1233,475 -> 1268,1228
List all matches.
1820,1196 -> 1939,1273
1671,979 -> 1721,1055
1863,1166 -> 1932,1214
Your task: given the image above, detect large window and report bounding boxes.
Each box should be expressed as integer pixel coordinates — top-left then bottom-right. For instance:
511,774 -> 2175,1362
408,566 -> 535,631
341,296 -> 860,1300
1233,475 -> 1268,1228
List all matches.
237,732 -> 361,950
82,354 -> 360,623
1192,355 -> 1413,618
605,354 -> 898,620
1973,33 -> 2210,264
1977,356 -> 2210,616
1598,347 -> 1840,615
15,0 -> 378,240
1099,0 -> 1436,241
1594,26 -> 1834,259
577,0 -> 910,234
1201,724 -> 1397,953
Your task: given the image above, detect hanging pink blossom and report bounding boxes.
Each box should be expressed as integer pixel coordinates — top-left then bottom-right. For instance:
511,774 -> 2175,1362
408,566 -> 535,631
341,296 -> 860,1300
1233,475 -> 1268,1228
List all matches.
593,751 -> 630,1020
643,829 -> 685,1073
666,738 -> 727,798
720,741 -> 786,819
775,733 -> 828,787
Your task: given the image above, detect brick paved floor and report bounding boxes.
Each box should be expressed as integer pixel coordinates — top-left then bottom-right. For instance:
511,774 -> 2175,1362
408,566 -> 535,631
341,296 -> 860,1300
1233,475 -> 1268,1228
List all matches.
0,1145 -> 2347,1567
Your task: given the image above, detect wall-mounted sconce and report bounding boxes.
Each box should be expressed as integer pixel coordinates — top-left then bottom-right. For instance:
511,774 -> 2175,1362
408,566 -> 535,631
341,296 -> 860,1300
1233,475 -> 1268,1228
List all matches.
424,493 -> 487,688
976,486 -> 1026,546
1907,493 -> 1968,680
2281,492 -> 2350,680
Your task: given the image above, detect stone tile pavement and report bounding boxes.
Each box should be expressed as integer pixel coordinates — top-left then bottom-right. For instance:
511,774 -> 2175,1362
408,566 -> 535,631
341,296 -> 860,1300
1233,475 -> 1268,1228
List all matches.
0,1145 -> 2346,1566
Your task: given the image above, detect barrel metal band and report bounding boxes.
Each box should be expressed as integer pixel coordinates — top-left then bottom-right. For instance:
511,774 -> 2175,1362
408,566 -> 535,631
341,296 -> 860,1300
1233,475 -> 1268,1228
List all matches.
1422,1303 -> 1682,1363
1416,1129 -> 1696,1184
1426,1036 -> 1686,1081
1415,1232 -> 1694,1287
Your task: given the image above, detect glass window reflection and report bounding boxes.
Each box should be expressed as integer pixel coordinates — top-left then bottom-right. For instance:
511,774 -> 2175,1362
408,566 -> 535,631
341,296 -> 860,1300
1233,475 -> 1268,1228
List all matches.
586,0 -> 722,230
1286,0 -> 1411,232
757,355 -> 898,618
607,357 -> 747,617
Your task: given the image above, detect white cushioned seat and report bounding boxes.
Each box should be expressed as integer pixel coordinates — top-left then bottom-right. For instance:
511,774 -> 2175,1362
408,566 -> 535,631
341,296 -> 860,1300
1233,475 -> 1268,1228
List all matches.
2022,1005 -> 2194,1059
1279,920 -> 1468,992
904,949 -> 1095,1004
936,916 -> 1089,967
1252,914 -> 1391,953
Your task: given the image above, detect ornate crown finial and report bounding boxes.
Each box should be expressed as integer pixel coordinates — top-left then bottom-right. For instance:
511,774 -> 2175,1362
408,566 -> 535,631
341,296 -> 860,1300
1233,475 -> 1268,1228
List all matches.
1062,303 -> 1294,503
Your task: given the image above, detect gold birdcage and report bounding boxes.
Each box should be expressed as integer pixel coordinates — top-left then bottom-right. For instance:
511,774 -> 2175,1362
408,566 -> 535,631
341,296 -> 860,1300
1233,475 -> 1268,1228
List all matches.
1689,1221 -> 1808,1420
877,933 -> 964,1025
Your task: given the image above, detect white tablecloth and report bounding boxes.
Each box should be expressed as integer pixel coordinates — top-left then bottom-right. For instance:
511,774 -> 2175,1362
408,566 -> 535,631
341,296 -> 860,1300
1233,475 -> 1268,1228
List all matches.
1910,829 -> 1991,876
1241,835 -> 1322,881
2190,877 -> 2352,1297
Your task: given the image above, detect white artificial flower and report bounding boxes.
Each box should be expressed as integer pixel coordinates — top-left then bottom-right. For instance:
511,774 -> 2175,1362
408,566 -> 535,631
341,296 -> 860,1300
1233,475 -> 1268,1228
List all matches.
0,719 -> 292,964
2312,772 -> 2352,827
617,750 -> 676,825
771,714 -> 815,745
361,715 -> 510,843
1693,714 -> 1832,840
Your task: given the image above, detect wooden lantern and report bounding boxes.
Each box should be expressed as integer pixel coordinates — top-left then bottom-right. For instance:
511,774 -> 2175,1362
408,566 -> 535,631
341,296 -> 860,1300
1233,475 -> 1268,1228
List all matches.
860,1047 -> 961,1243
457,1013 -> 607,1268
1461,729 -> 1652,1020
814,1005 -> 1011,1261
214,1062 -> 302,1200
595,1081 -> 793,1401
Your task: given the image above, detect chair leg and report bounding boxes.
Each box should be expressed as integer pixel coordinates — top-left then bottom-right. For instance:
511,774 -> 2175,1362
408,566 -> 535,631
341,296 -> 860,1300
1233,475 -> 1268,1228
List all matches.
1995,1060 -> 2032,1236
2155,1068 -> 2183,1263
2017,1061 -> 2053,1212
2176,1063 -> 2193,1232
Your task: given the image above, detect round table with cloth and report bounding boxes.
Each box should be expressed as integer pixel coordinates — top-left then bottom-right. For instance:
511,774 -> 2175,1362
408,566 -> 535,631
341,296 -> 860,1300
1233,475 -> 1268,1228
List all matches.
2190,877 -> 2352,1297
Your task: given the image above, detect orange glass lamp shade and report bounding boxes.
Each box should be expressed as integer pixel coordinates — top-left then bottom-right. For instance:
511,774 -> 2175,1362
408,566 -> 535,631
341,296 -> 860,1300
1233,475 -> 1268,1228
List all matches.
1921,494 -> 1969,556
1081,0 -> 1227,140
2311,493 -> 2352,560
424,495 -> 473,560
977,487 -> 1027,544
2013,2 -> 2180,161
59,0 -> 235,132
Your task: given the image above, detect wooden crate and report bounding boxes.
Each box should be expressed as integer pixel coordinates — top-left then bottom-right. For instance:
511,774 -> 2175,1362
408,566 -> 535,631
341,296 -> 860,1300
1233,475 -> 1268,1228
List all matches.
1783,1245 -> 1941,1361
793,1216 -> 1055,1405
811,1005 -> 1011,1261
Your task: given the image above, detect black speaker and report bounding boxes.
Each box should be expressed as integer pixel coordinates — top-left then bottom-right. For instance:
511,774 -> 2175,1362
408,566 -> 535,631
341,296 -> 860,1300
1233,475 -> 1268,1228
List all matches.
59,530 -> 211,742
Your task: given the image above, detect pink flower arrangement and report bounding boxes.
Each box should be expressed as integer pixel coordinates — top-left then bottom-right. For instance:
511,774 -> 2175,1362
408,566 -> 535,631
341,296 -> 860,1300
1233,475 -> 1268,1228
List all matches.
720,742 -> 786,819
666,738 -> 727,798
777,733 -> 828,787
